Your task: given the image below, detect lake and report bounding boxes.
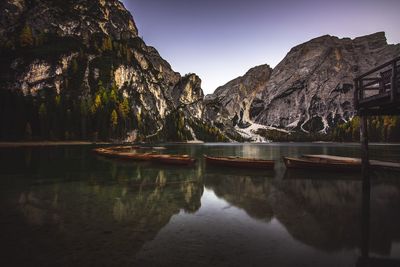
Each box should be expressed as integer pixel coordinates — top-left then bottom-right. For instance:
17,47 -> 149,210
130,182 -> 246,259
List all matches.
0,143 -> 399,266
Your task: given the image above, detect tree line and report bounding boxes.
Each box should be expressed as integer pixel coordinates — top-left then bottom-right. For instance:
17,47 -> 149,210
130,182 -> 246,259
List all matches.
255,116 -> 400,142
331,116 -> 400,142
0,81 -> 138,141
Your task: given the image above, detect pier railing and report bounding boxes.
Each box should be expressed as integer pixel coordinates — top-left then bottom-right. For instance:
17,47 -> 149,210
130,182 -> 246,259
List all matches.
354,56 -> 400,114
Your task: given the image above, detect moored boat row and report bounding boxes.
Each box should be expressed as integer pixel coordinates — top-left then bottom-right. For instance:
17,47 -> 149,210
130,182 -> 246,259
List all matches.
93,146 -> 400,171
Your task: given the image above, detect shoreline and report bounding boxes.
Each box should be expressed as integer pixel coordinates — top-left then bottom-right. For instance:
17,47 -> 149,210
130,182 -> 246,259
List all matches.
0,141 -> 111,148
0,141 -> 399,148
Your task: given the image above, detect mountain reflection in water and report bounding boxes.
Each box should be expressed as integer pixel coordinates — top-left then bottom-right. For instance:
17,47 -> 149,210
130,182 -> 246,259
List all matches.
206,169 -> 400,255
0,144 -> 399,267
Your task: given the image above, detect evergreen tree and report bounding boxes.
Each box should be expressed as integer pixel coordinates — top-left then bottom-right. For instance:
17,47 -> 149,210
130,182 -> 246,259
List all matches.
35,32 -> 46,46
20,25 -> 34,47
80,98 -> 89,139
71,58 -> 79,74
110,88 -> 118,103
25,123 -> 32,140
126,47 -> 132,62
110,109 -> 118,138
111,110 -> 118,128
119,98 -> 130,118
94,94 -> 102,110
38,103 -> 47,139
102,36 -> 113,51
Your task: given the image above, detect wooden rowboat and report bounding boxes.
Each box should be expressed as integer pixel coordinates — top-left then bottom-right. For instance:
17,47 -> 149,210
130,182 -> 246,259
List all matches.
204,155 -> 274,169
93,147 -> 195,165
152,154 -> 196,165
302,154 -> 361,163
137,146 -> 167,150
302,154 -> 400,172
282,156 -> 361,171
93,148 -> 118,157
105,146 -> 135,151
115,152 -> 154,161
94,148 -> 153,160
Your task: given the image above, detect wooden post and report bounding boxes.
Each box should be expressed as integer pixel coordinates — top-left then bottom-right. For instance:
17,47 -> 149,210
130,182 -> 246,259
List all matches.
391,61 -> 397,102
379,76 -> 385,94
360,115 -> 370,264
360,115 -> 369,180
354,78 -> 359,110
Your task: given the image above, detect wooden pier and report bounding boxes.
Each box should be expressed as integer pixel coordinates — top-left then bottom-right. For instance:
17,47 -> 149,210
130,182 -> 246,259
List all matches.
354,56 -> 400,267
354,56 -> 400,116
302,154 -> 400,171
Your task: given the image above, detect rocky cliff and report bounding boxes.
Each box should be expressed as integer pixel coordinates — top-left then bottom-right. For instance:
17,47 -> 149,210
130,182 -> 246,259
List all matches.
206,32 -> 400,139
0,0 -> 219,141
251,32 -> 400,133
205,64 -> 272,127
203,64 -> 273,141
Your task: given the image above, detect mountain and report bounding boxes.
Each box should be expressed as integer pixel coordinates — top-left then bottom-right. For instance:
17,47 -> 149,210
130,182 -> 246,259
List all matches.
0,0 -> 224,142
1,1 -> 398,143
251,32 -> 400,132
206,32 -> 400,140
204,64 -> 273,141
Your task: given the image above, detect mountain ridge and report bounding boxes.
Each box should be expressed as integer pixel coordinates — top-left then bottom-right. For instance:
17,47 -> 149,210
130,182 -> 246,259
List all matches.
0,0 -> 226,142
205,31 -> 400,140
1,1 -> 399,142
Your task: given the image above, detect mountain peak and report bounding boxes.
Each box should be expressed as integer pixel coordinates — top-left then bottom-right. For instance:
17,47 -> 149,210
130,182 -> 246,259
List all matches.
0,0 -> 138,45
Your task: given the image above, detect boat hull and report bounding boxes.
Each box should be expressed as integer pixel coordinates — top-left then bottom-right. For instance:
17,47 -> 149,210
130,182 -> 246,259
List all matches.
303,154 -> 400,172
153,155 -> 196,165
204,155 -> 274,170
283,156 -> 361,171
93,147 -> 195,165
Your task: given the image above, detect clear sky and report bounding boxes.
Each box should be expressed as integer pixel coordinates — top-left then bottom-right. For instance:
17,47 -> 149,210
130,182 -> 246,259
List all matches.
121,0 -> 400,94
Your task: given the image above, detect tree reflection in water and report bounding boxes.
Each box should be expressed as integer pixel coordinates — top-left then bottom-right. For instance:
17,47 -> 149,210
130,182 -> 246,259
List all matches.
7,160 -> 204,266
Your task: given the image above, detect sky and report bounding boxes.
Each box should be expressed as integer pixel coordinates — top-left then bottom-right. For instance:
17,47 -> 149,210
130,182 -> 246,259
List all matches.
121,0 -> 400,94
